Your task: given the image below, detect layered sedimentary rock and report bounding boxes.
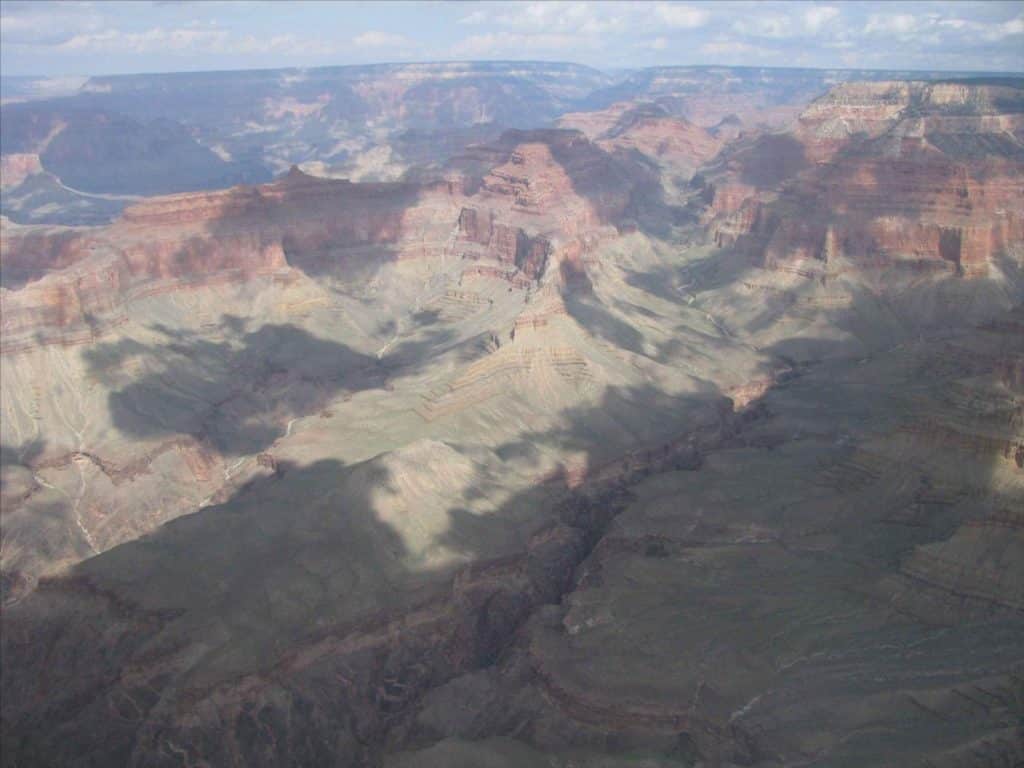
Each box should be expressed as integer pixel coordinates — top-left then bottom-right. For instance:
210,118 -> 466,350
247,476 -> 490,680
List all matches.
455,208 -> 550,280
2,76 -> 1023,768
704,80 -> 1024,281
0,128 -> 670,601
0,62 -> 617,226
0,170 -> 460,351
559,102 -> 723,178
0,154 -> 42,189
1,126 -> 660,356
5,64 -> 1007,226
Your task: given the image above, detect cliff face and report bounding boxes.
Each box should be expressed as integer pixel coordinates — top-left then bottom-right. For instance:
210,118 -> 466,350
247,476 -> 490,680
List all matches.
705,81 -> 1024,280
455,208 -> 550,280
0,154 -> 43,189
0,63 -> 623,228
0,172 -> 462,351
559,102 -> 723,178
478,129 -> 649,226
2,76 -> 1023,768
1,129 -> 658,354
0,220 -> 90,288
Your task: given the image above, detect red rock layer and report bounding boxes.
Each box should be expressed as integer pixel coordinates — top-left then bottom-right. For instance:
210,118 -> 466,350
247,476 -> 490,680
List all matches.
703,81 -> 1024,280
0,153 -> 43,189
3,131 -> 657,352
0,170 -> 463,351
455,207 -> 550,280
0,222 -> 91,284
605,111 -> 722,176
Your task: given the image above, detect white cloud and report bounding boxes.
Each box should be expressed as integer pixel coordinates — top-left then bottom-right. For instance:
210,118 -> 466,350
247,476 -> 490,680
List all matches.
653,3 -> 709,29
864,13 -> 918,37
448,1 -> 624,57
458,10 -> 489,25
938,14 -> 1024,41
736,6 -> 838,38
451,30 -> 591,57
3,0 -> 1022,76
803,6 -> 840,33
733,15 -> 792,38
55,25 -> 340,56
865,11 -> 1024,45
351,31 -> 409,48
700,39 -> 761,56
59,27 -> 224,53
1002,16 -> 1024,36
486,2 -> 622,36
1,5 -> 102,46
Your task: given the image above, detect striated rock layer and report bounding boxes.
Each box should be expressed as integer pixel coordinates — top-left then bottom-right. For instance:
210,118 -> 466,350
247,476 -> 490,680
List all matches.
704,80 -> 1024,281
2,78 -> 1023,768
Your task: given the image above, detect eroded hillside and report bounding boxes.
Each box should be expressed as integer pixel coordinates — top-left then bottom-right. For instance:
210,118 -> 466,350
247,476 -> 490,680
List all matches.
1,76 -> 1022,768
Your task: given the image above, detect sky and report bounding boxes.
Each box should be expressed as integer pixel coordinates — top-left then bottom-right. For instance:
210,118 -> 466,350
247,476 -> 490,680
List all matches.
2,0 -> 1022,78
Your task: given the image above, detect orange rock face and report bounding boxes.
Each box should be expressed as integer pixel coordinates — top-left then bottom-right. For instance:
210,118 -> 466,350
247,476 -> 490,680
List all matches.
0,221 -> 91,287
560,102 -> 723,177
2,132 -> 657,353
0,170 -> 462,350
0,153 -> 43,188
703,81 -> 1024,280
443,128 -> 656,294
456,207 -> 550,280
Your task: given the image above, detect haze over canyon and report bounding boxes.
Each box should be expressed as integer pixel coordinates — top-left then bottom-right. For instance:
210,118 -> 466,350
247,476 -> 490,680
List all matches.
1,40 -> 1023,768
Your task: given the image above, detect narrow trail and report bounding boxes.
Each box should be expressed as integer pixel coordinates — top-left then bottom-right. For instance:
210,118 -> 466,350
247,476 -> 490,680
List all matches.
70,455 -> 98,553
376,332 -> 401,360
32,471 -> 96,554
51,356 -> 98,554
223,457 -> 246,482
194,456 -> 249,509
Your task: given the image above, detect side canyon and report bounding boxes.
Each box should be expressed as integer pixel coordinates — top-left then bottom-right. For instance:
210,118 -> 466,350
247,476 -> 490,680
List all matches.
1,66 -> 1022,768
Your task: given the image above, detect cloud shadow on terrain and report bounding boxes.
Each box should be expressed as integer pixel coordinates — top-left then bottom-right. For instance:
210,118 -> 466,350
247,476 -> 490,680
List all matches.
5,247 -> 1024,766
82,320 -> 386,457
4,106 -> 1024,767
1,439 -> 83,606
0,439 -> 46,476
734,133 -> 809,189
1,454 -> 410,766
0,369 -> 741,766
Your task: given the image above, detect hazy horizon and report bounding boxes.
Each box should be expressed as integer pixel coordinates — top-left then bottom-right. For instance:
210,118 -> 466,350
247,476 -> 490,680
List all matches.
3,4 -> 1023,767
2,0 -> 1022,78
6,57 -> 1024,83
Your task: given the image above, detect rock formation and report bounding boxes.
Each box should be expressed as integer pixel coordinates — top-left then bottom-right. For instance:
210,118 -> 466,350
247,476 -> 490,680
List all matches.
703,80 -> 1024,281
1,75 -> 1022,768
560,102 -> 724,178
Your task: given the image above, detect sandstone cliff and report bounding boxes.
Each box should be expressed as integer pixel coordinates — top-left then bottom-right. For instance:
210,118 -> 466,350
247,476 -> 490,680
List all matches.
704,80 -> 1024,280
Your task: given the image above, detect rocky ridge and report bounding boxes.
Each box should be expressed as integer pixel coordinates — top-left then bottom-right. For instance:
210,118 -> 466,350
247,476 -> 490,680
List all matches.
703,80 -> 1024,281
1,77 -> 1022,768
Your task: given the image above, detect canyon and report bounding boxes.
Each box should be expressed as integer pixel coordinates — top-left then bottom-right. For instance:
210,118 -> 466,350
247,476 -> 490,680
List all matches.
0,66 -> 1022,768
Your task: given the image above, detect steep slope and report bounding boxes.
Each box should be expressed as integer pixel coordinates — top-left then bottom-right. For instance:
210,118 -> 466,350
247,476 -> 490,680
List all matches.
0,103 -> 272,196
1,78 -> 1022,768
6,64 -> 1010,226
1,128 -> 696,598
558,102 -> 724,179
580,66 -> 1013,129
704,80 -> 1024,289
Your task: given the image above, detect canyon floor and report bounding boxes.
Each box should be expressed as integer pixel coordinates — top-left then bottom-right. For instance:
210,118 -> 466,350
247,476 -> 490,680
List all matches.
1,67 -> 1022,767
